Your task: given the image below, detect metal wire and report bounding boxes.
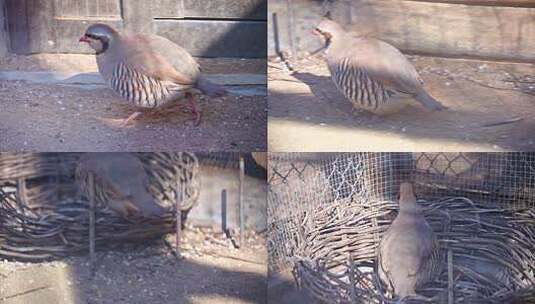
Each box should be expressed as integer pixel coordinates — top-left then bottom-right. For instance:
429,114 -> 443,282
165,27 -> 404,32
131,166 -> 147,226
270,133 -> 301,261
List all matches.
268,152 -> 535,303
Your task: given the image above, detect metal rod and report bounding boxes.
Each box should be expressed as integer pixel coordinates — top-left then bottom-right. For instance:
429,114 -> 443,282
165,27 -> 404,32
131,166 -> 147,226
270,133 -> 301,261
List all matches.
88,172 -> 96,272
448,249 -> 454,304
175,179 -> 183,255
239,155 -> 245,248
221,189 -> 227,233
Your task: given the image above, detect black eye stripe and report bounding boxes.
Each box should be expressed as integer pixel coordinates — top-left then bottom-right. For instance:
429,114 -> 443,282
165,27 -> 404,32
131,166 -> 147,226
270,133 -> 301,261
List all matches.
86,33 -> 98,39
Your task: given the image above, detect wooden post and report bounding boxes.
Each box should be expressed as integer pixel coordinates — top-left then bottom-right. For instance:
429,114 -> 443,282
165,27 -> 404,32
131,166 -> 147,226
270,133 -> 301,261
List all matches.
272,12 -> 282,58
221,189 -> 227,233
348,253 -> 357,302
239,155 -> 245,248
88,172 -> 96,272
286,0 -> 297,63
16,178 -> 27,233
175,179 -> 183,256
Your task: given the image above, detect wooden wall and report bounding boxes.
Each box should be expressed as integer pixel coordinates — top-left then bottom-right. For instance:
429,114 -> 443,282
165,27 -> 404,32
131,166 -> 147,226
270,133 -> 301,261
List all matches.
5,0 -> 267,58
269,0 -> 535,63
0,0 -> 8,57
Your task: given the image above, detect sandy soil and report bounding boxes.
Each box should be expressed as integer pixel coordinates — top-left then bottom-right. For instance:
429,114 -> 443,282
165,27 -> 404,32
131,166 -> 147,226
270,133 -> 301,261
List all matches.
0,226 -> 267,304
0,54 -> 267,152
268,56 -> 535,152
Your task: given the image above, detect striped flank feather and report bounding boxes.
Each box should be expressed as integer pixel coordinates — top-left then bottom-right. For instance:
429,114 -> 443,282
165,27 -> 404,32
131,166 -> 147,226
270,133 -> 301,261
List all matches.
110,61 -> 186,108
330,57 -> 395,110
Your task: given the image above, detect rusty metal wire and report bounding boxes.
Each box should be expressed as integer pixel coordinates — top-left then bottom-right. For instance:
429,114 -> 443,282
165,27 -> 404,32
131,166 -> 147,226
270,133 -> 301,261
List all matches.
0,152 -> 200,261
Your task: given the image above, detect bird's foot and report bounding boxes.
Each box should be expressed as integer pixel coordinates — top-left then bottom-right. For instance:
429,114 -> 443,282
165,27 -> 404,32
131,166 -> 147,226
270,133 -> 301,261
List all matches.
186,94 -> 201,126
187,110 -> 201,127
119,111 -> 142,127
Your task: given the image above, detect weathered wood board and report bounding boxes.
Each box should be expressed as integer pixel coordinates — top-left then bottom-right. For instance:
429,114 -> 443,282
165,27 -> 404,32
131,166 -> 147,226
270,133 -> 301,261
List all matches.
155,20 -> 267,58
0,0 -> 9,57
337,0 -> 535,62
5,0 -> 267,58
269,0 -> 535,62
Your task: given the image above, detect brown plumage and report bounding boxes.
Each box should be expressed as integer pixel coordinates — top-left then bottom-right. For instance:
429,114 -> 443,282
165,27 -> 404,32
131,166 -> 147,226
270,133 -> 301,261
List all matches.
314,17 -> 446,113
79,23 -> 226,126
75,153 -> 167,218
377,183 -> 442,300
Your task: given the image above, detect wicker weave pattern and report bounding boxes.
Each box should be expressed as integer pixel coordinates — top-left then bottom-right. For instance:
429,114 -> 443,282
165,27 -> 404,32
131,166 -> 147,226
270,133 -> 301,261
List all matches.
269,153 -> 535,303
0,152 -> 200,261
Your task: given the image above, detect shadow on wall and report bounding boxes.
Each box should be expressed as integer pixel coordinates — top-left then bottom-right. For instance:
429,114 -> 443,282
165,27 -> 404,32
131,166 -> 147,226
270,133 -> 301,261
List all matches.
154,1 -> 267,58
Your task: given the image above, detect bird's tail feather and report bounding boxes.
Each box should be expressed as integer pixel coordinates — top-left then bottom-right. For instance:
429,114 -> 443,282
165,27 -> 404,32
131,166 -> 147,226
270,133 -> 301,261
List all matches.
414,91 -> 447,111
197,76 -> 227,97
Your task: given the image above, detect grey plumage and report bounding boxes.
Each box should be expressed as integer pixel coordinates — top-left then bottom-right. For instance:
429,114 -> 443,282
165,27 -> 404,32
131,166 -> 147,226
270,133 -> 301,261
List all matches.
377,182 -> 442,299
314,18 -> 446,113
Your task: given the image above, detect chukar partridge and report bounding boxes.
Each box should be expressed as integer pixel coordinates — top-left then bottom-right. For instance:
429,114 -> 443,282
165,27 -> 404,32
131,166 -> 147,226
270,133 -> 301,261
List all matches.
79,23 -> 226,126
313,16 -> 446,114
76,153 -> 167,218
377,183 -> 441,300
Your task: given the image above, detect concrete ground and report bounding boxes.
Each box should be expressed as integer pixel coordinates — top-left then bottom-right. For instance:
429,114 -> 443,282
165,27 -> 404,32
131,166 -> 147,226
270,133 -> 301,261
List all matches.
0,54 -> 267,152
268,56 -> 535,152
0,226 -> 267,304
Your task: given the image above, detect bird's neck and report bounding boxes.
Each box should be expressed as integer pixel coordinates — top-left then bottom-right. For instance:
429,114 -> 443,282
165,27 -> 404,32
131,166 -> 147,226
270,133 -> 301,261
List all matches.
325,32 -> 348,56
399,200 -> 422,214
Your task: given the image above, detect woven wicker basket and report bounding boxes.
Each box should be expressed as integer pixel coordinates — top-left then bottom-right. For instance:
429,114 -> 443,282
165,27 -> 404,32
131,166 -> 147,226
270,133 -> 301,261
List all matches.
0,152 -> 199,261
292,196 -> 535,303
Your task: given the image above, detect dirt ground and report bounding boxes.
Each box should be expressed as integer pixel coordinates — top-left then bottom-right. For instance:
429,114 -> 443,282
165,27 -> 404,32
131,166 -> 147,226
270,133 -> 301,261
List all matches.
0,226 -> 267,304
268,56 -> 535,152
0,54 -> 267,152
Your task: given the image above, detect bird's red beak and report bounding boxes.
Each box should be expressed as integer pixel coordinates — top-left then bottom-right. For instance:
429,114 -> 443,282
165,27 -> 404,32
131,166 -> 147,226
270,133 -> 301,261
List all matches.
312,28 -> 321,36
79,35 -> 90,43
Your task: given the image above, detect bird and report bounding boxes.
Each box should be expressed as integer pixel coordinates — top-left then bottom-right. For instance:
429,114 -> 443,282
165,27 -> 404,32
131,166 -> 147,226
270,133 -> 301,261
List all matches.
313,15 -> 446,114
377,182 -> 442,301
75,153 -> 167,218
79,23 -> 226,126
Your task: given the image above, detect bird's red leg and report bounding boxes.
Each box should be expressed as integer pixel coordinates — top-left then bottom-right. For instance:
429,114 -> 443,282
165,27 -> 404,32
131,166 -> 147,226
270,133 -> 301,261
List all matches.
186,93 -> 201,126
119,111 -> 142,127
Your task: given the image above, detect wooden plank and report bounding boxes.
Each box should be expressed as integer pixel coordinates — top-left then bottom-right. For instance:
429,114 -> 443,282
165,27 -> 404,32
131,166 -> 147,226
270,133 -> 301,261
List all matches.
0,0 -> 9,56
154,19 -> 267,58
52,19 -> 123,53
122,0 -> 152,34
55,0 -> 121,18
5,0 -> 29,53
26,0 -> 54,53
151,0 -> 184,18
334,0 -> 535,62
408,0 -> 535,8
152,0 -> 266,20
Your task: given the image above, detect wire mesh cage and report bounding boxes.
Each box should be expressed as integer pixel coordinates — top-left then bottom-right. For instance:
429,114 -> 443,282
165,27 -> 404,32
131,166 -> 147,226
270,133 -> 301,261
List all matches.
268,153 -> 535,303
0,152 -> 199,261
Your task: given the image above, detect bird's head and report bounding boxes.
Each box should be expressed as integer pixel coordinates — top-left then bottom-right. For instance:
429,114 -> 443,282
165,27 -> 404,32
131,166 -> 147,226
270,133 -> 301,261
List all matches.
399,182 -> 420,213
312,12 -> 345,47
79,23 -> 118,55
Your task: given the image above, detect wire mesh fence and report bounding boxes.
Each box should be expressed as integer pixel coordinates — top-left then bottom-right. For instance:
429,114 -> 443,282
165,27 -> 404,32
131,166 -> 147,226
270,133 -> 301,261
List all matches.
268,152 -> 535,302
